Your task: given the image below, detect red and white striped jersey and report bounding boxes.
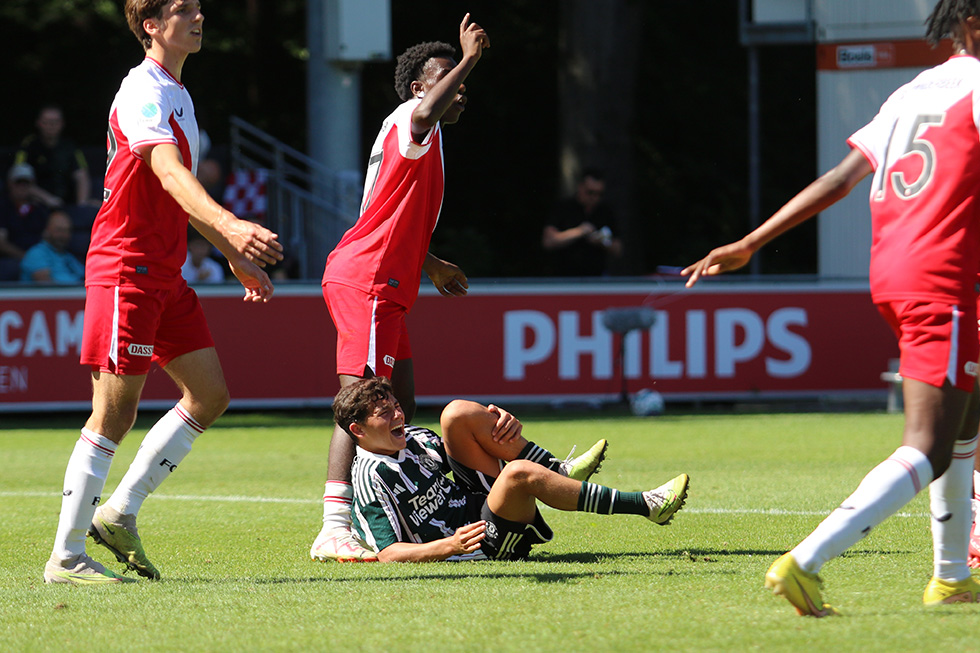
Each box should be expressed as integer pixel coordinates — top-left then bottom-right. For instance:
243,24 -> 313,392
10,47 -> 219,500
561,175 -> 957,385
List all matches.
849,54 -> 980,305
86,57 -> 199,288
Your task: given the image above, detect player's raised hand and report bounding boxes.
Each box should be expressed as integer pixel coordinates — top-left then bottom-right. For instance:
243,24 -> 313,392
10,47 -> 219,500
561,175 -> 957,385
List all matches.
681,240 -> 755,288
230,259 -> 275,303
460,13 -> 490,61
226,218 -> 284,267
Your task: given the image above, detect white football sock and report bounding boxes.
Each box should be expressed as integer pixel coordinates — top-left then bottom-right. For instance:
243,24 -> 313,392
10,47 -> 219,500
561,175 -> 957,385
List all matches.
52,429 -> 117,560
106,404 -> 204,516
930,435 -> 978,582
792,446 -> 933,574
321,481 -> 354,532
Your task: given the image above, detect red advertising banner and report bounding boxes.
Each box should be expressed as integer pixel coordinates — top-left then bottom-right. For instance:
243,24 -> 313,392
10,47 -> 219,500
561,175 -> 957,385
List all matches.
0,281 -> 898,412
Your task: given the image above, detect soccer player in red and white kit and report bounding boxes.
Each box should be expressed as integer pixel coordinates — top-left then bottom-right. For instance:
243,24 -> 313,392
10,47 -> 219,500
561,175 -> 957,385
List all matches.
309,15 -> 490,562
684,0 -> 980,615
44,0 -> 283,585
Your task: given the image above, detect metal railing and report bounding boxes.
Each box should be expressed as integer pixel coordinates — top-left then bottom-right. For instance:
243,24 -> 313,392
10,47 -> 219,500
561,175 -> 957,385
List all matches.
228,116 -> 360,279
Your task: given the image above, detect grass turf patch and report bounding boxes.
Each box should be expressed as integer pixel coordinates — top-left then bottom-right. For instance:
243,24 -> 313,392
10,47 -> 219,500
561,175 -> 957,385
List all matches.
2,409 -> 978,651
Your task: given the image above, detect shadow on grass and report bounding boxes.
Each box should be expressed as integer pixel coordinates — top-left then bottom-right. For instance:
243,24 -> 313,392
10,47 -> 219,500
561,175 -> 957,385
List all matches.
243,566 -> 736,586
168,550 -> 756,586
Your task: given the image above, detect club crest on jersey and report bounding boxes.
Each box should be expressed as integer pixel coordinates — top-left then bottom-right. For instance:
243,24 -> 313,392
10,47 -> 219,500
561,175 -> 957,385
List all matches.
420,455 -> 441,473
128,343 -> 154,357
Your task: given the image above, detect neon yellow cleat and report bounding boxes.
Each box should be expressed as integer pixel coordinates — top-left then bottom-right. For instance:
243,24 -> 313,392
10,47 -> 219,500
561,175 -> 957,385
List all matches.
88,505 -> 161,580
644,473 -> 689,525
560,439 -> 608,482
923,575 -> 980,605
44,553 -> 137,585
764,553 -> 839,617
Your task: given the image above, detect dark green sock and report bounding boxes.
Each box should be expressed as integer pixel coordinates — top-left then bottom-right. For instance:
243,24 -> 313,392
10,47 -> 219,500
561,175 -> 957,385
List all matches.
516,441 -> 562,473
577,482 -> 647,516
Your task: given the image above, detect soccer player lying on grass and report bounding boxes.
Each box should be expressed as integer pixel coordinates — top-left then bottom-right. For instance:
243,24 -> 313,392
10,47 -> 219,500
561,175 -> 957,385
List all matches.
334,378 -> 689,562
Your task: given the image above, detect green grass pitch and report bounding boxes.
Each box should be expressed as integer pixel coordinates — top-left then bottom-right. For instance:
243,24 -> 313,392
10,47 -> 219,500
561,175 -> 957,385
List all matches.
2,407 -> 979,651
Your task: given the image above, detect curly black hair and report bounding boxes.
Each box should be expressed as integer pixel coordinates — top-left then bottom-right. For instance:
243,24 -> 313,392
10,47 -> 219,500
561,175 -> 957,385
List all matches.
393,41 -> 456,102
926,0 -> 980,46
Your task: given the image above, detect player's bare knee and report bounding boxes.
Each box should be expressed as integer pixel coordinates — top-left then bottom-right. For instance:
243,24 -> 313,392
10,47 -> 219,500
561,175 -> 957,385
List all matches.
499,459 -> 539,487
186,385 -> 229,426
440,399 -> 483,432
89,404 -> 139,443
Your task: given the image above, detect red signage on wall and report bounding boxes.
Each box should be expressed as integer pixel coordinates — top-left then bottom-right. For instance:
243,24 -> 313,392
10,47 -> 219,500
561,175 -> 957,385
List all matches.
0,281 -> 897,412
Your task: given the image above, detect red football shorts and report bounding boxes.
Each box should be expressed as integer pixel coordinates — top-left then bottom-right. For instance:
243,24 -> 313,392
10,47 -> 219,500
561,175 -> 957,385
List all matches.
876,299 -> 979,392
323,282 -> 411,378
80,282 -> 214,375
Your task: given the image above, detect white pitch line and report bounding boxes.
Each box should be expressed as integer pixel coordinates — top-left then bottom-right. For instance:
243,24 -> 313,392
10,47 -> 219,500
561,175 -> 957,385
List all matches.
0,491 -> 311,504
0,490 -> 928,517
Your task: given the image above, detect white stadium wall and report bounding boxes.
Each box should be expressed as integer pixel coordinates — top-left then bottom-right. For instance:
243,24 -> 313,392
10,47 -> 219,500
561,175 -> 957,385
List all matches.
816,68 -> 922,279
752,0 -> 948,279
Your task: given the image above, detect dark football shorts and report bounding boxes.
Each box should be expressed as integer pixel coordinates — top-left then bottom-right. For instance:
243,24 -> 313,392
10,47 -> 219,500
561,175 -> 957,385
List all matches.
449,454 -> 554,560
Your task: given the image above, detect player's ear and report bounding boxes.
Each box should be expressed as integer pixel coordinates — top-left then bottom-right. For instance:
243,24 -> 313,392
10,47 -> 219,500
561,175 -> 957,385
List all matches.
143,17 -> 160,37
348,422 -> 366,438
410,80 -> 426,99
967,15 -> 980,38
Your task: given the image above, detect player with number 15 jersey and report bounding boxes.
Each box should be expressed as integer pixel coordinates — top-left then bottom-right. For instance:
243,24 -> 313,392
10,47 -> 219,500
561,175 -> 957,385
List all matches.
682,1 -> 980,613
849,53 -> 980,307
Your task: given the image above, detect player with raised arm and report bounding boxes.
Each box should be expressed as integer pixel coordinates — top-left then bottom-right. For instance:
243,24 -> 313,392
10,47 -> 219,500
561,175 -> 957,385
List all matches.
44,0 -> 283,585
336,378 -> 688,562
310,14 -> 607,562
684,0 -> 980,615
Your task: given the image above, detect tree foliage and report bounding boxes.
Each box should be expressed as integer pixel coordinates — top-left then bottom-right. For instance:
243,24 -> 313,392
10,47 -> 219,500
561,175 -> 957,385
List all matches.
0,0 -> 816,277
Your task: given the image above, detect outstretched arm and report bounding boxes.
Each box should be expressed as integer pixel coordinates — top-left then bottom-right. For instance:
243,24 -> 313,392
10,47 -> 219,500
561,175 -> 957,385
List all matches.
412,13 -> 490,132
146,143 -> 282,302
377,521 -> 486,562
683,148 -> 872,287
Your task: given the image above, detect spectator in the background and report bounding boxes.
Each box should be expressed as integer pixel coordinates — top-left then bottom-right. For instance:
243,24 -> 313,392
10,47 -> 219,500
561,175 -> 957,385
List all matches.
20,209 -> 85,284
15,104 -> 93,208
0,163 -> 49,257
182,228 -> 225,284
542,168 -> 623,276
